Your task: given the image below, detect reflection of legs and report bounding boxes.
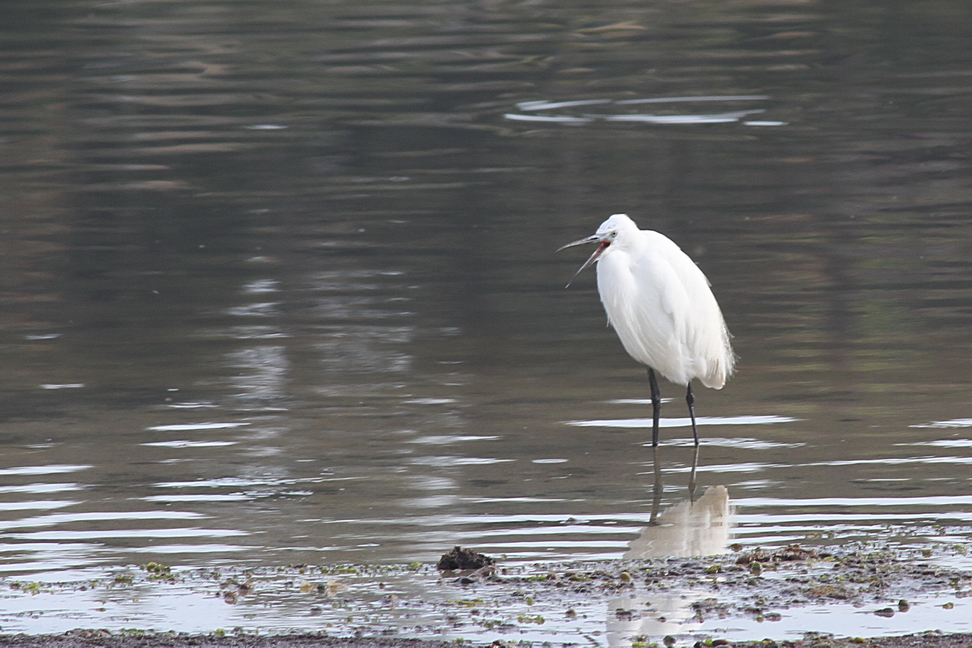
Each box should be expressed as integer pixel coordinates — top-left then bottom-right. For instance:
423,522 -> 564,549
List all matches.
647,367 -> 661,446
689,444 -> 700,502
686,383 -> 699,446
650,445 -> 663,525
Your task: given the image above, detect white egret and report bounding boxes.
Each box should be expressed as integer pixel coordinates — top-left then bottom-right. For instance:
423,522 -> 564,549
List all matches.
558,213 -> 734,446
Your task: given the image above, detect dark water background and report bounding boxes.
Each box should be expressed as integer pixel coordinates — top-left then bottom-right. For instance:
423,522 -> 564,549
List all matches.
2,0 -> 972,585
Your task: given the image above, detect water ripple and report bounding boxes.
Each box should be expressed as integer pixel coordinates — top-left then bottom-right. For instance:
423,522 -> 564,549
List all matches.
567,415 -> 800,428
506,95 -> 779,126
0,465 -> 91,477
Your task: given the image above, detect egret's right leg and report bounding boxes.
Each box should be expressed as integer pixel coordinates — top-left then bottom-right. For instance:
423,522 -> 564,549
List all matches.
647,367 -> 661,446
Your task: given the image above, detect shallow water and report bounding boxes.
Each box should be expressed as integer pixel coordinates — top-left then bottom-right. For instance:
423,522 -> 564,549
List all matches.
2,0 -> 972,638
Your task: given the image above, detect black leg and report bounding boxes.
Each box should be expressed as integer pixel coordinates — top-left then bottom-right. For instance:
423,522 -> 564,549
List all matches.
647,367 -> 661,446
686,383 -> 699,446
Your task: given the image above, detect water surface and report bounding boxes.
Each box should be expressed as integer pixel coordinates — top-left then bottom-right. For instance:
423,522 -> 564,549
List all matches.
1,0 -> 972,636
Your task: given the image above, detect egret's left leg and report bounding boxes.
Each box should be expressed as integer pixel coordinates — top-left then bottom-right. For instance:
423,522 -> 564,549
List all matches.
686,383 -> 699,446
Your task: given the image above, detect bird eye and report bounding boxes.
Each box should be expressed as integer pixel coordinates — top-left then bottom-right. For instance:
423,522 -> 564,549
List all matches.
610,232 -> 617,238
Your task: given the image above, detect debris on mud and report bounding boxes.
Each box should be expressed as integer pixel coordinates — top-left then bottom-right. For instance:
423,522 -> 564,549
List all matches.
435,546 -> 494,571
730,631 -> 972,648
735,544 -> 822,564
0,633 -> 456,648
0,630 -> 971,648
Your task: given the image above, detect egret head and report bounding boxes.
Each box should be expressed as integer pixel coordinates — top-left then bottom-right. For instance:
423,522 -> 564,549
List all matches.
557,214 -> 635,287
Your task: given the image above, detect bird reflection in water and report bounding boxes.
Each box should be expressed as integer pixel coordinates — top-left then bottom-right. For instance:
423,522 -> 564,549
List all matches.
608,447 -> 733,645
626,446 -> 731,559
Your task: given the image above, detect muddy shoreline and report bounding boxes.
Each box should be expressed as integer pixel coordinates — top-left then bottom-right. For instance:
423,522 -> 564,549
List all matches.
0,630 -> 971,648
2,544 -> 970,645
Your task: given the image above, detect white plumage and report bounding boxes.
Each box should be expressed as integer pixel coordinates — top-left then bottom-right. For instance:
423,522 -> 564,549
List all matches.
559,213 -> 734,445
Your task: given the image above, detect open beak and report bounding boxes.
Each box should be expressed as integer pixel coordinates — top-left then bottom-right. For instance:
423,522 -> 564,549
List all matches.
557,235 -> 609,288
